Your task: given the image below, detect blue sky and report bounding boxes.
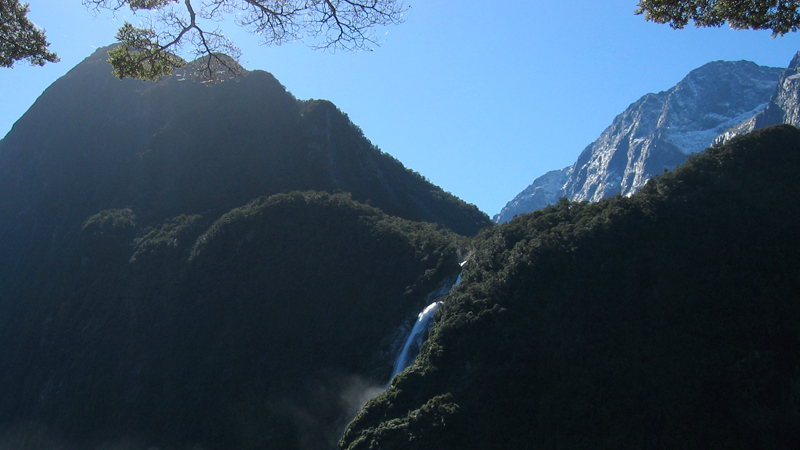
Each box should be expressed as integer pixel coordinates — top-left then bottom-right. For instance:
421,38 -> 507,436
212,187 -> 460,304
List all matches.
2,1 -> 799,217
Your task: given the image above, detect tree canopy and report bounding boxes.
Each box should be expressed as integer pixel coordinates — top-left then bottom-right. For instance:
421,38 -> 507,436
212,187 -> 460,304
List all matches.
1,0 -> 406,80
636,0 -> 800,36
0,0 -> 59,68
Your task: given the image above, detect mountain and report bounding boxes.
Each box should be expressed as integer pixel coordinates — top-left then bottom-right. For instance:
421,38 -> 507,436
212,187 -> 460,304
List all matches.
494,60 -> 783,224
5,45 -> 798,449
340,125 -> 800,449
493,167 -> 571,221
0,46 -> 489,250
716,52 -> 800,144
0,48 -> 490,449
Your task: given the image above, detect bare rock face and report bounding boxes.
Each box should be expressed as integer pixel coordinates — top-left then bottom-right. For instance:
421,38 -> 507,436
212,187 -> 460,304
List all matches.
716,52 -> 800,145
495,60 -> 782,224
493,167 -> 571,223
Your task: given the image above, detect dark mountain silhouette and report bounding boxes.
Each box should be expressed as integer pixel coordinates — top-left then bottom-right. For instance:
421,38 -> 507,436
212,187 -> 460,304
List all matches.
0,47 -> 489,294
0,191 -> 466,450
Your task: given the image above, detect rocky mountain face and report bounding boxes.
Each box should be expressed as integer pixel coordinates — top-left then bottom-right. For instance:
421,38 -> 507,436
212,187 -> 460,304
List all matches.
493,167 -> 571,221
495,60 -> 783,224
716,52 -> 800,144
0,48 -> 489,449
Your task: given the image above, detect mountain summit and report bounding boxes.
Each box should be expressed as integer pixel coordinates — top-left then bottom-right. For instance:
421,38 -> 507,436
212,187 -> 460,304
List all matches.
716,51 -> 800,144
495,60 -> 782,224
0,45 -> 491,311
0,46 -> 490,241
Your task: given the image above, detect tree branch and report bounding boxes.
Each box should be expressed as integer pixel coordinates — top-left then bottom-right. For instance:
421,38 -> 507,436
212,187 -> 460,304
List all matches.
87,0 -> 406,80
0,0 -> 60,67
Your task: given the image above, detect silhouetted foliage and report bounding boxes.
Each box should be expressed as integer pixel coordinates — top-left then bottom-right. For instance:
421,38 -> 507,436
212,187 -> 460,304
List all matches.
2,0 -> 406,79
0,0 -> 59,67
636,0 -> 800,36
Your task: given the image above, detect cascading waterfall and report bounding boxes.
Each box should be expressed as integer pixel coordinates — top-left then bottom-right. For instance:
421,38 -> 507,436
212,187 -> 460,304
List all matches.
389,301 -> 443,380
388,270 -> 463,382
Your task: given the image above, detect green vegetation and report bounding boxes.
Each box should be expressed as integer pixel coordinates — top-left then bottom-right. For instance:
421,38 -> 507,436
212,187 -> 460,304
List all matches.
636,0 -> 800,36
7,30 -> 800,448
107,24 -> 188,81
0,0 -> 58,67
5,123 -> 800,449
340,125 -> 800,449
81,207 -> 137,235
130,214 -> 203,263
0,190 -> 466,449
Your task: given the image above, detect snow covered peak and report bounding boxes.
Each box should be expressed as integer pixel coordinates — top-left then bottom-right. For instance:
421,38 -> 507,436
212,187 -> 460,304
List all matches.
496,60 -> 783,224
716,52 -> 800,145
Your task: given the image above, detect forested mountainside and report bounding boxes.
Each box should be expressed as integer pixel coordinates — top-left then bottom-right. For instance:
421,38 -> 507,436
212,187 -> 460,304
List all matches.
0,47 -> 490,449
341,125 -> 800,449
0,46 -> 489,289
0,191 -> 464,449
495,59 -> 784,224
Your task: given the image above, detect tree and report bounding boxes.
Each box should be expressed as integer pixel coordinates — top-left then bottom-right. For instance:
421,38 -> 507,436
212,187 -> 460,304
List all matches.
0,0 -> 59,68
1,0 -> 406,80
88,0 -> 408,80
636,0 -> 800,36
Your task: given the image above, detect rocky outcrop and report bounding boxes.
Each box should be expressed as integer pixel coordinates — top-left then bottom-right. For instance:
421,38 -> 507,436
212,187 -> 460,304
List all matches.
716,52 -> 800,145
495,60 -> 782,224
494,167 -> 571,223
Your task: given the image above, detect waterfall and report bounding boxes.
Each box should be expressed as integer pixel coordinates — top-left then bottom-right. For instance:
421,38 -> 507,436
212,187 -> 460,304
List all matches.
388,271 -> 463,382
389,301 -> 442,380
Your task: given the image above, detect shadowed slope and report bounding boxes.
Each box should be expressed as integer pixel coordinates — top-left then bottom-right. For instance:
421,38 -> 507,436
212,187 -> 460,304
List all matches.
341,125 -> 800,449
0,192 -> 464,449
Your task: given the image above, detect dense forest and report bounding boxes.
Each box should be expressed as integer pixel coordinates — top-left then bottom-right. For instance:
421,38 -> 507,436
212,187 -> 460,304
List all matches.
0,191 -> 467,449
341,125 -> 800,449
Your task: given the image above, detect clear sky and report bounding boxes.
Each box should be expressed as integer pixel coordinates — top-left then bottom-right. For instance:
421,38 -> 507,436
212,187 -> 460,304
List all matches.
2,1 -> 799,217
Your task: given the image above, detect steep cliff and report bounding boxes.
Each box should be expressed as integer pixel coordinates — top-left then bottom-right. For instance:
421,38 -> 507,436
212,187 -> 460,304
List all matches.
716,52 -> 800,144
